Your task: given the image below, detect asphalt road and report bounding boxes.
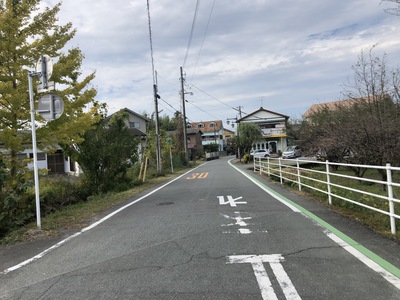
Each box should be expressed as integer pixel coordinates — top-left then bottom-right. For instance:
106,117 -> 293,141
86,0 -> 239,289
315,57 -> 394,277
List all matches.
1,156 -> 400,299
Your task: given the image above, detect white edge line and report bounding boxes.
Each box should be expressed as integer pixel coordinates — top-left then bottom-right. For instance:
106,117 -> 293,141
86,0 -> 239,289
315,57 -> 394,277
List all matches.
228,159 -> 300,212
229,159 -> 400,289
326,232 -> 400,289
1,163 -> 208,275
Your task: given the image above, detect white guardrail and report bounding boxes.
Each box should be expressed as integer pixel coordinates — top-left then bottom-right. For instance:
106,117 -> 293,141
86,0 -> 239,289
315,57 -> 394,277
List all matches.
253,157 -> 400,235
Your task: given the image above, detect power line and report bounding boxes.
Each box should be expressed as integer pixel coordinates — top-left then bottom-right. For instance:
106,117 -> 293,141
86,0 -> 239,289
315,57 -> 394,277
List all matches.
189,83 -> 238,111
190,0 -> 215,83
183,0 -> 200,68
159,97 -> 180,113
187,100 -> 219,120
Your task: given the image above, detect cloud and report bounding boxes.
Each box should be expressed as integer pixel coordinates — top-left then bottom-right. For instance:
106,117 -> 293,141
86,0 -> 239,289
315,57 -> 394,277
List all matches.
40,0 -> 400,122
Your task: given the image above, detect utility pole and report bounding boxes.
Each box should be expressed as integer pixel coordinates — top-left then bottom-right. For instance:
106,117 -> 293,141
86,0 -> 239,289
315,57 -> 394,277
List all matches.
180,66 -> 188,165
237,106 -> 243,161
238,105 -> 243,119
153,76 -> 162,174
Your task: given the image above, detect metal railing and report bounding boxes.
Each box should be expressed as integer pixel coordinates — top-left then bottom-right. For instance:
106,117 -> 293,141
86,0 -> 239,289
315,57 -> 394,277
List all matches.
254,157 -> 400,234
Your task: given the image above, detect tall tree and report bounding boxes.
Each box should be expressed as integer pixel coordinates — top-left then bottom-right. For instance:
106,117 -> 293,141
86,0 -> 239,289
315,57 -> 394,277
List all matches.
0,1 -> 99,185
238,122 -> 262,154
69,110 -> 139,194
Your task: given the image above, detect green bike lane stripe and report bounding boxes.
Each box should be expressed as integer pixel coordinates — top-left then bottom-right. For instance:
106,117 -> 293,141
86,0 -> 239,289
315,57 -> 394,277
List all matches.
229,159 -> 400,288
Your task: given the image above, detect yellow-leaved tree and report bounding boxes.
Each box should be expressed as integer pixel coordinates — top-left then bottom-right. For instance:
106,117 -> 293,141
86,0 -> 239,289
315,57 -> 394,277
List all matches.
0,0 -> 100,187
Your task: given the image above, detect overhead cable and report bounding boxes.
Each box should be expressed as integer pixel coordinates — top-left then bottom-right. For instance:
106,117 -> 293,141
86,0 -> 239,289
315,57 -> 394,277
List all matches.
183,0 -> 200,68
190,0 -> 215,83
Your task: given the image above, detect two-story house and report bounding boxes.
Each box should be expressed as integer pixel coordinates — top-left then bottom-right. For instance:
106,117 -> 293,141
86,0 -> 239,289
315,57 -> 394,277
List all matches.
188,120 -> 224,151
3,108 -> 149,175
237,107 -> 289,155
105,108 -> 149,161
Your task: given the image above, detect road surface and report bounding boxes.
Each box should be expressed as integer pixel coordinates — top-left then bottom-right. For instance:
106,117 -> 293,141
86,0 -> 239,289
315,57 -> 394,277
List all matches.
1,157 -> 400,299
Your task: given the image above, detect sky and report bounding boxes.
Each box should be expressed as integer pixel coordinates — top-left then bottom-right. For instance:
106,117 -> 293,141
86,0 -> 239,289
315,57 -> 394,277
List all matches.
41,0 -> 400,127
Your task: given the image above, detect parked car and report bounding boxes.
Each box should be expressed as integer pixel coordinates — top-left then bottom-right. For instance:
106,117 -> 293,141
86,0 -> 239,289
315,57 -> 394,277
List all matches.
250,149 -> 270,158
282,145 -> 301,159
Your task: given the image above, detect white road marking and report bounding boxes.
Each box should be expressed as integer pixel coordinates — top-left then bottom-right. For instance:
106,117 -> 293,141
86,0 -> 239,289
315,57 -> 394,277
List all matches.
238,228 -> 252,234
227,254 -> 301,300
229,158 -> 400,290
1,163 -> 208,275
326,231 -> 400,290
228,159 -> 300,212
220,212 -> 268,234
218,195 -> 247,207
220,212 -> 252,227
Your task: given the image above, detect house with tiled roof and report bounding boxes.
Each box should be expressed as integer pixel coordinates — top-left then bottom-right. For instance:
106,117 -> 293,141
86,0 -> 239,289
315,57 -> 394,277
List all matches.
303,98 -> 366,118
188,120 -> 224,151
237,107 -> 289,154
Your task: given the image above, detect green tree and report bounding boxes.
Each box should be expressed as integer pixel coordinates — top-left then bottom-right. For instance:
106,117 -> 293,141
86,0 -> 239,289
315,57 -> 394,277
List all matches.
238,122 -> 262,154
69,110 -> 139,194
0,1 -> 99,186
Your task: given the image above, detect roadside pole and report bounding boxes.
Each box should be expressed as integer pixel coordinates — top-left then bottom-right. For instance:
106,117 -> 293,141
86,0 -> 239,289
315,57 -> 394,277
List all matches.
28,55 -> 62,229
28,71 -> 41,229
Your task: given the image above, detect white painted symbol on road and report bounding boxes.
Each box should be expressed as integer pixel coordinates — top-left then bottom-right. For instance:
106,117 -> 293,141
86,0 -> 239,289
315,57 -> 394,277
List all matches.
221,211 -> 252,226
227,254 -> 301,300
218,195 -> 247,207
220,212 -> 268,234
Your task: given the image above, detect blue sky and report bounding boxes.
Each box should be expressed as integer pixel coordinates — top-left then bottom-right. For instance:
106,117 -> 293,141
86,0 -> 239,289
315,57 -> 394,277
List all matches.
42,0 -> 400,124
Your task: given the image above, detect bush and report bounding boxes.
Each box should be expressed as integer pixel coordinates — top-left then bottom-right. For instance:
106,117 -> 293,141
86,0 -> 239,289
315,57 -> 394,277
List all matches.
40,176 -> 91,214
0,178 -> 35,238
203,143 -> 219,152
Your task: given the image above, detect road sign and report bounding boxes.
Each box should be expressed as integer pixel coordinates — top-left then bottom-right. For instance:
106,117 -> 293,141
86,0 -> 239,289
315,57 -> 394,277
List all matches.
37,81 -> 55,93
37,93 -> 64,121
35,55 -> 53,90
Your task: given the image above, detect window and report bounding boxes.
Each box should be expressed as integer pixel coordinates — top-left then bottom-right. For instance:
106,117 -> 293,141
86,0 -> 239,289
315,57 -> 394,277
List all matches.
129,122 -> 140,129
29,153 -> 46,160
198,123 -> 204,128
187,124 -> 192,128
210,122 -> 216,127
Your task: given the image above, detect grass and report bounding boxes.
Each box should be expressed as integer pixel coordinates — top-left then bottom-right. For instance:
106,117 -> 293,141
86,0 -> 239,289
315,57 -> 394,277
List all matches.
0,164 -> 198,246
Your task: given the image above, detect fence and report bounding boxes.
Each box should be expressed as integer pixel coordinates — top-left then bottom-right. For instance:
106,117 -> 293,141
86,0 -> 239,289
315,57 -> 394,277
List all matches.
253,157 -> 400,235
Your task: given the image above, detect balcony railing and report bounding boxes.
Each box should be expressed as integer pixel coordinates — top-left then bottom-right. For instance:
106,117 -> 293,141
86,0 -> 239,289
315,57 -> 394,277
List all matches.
261,128 -> 286,136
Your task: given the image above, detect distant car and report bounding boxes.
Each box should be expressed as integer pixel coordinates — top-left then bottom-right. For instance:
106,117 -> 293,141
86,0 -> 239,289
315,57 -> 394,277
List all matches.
250,149 -> 270,158
282,145 -> 301,159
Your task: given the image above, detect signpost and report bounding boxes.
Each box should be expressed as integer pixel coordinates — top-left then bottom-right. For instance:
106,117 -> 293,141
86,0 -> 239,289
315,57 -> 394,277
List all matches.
28,55 -> 63,229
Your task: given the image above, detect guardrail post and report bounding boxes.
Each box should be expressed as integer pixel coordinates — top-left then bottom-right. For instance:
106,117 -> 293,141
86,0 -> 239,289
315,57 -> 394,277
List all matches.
267,156 -> 270,177
279,157 -> 283,185
297,159 -> 301,191
326,160 -> 332,205
386,163 -> 396,235
259,156 -> 262,175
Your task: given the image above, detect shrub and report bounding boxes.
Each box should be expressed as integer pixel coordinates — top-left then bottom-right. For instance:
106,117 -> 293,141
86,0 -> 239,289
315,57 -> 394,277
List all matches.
40,176 -> 91,214
0,177 -> 35,238
203,143 -> 219,152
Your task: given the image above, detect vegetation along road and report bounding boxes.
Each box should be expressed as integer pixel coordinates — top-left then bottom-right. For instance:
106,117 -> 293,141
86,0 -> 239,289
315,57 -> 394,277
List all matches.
1,156 -> 400,299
